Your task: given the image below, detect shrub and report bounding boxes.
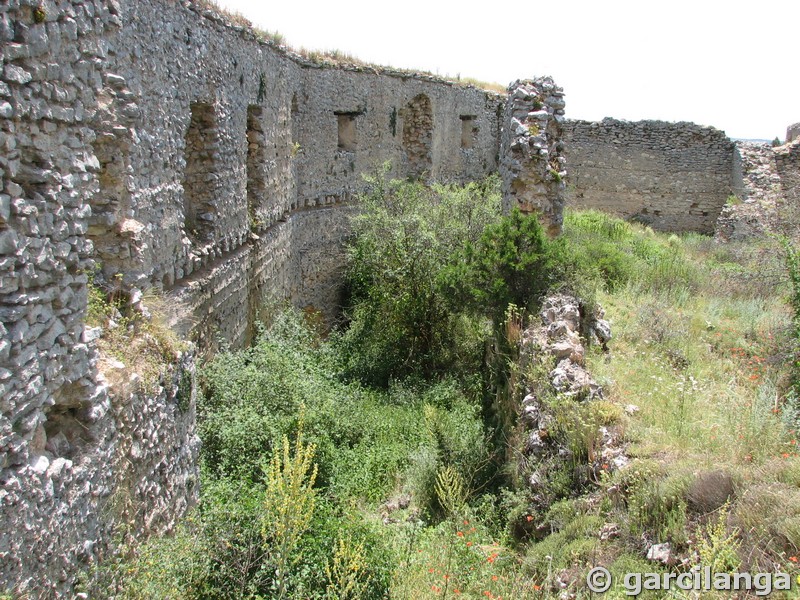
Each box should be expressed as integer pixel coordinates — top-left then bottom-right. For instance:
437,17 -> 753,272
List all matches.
454,207 -> 563,318
339,168 -> 501,386
111,477 -> 267,599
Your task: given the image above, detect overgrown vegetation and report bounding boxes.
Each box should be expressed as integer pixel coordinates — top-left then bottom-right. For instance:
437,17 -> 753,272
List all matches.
107,177 -> 800,598
87,274 -> 186,392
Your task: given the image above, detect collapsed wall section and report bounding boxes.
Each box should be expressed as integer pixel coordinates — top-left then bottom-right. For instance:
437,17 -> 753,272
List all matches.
715,142 -> 781,241
564,118 -> 735,233
776,140 -> 800,210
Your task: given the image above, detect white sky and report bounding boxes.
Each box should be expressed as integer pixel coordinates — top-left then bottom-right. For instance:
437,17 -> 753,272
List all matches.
214,0 -> 798,141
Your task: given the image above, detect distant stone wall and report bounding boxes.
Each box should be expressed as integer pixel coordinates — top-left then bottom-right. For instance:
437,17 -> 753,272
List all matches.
564,119 -> 736,233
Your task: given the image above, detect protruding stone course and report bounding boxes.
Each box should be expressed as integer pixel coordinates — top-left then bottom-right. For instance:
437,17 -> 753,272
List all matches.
499,78 -> 567,236
564,118 -> 735,233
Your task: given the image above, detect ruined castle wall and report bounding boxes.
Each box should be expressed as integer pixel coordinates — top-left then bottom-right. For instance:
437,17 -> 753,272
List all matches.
499,78 -> 567,236
775,140 -> 800,209
0,0 -> 507,594
94,0 -> 502,345
716,140 -> 800,242
0,1 -> 199,596
295,67 -> 500,203
93,0 -> 303,291
0,0 -> 118,591
787,123 -> 800,144
564,119 -> 735,233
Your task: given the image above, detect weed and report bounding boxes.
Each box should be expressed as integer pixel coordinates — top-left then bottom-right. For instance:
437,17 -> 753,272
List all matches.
325,536 -> 371,600
726,194 -> 742,205
261,428 -> 319,600
696,503 -> 741,572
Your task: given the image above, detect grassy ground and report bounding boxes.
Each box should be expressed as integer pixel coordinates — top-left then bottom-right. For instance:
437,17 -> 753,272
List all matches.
104,207 -> 800,599
519,213 -> 800,598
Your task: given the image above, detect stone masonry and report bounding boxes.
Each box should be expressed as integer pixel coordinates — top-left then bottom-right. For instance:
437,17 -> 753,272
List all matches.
564,118 -> 736,233
716,139 -> 800,241
787,123 -> 800,144
0,0 -> 564,596
499,78 -> 567,236
7,0 -> 785,594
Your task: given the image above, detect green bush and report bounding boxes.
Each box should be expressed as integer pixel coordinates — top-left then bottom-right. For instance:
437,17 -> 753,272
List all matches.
338,167 -> 501,386
115,477 -> 267,599
452,207 -> 564,318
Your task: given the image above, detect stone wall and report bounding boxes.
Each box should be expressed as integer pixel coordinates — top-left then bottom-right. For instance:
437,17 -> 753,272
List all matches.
499,78 -> 566,236
564,118 -> 736,233
89,0 -> 503,345
787,122 -> 800,144
0,0 -> 510,595
0,0 -> 128,594
775,140 -> 800,210
716,140 -> 800,241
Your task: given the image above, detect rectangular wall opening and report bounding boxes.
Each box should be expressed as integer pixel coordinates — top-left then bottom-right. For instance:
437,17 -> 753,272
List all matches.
182,101 -> 219,242
460,115 -> 477,149
246,105 -> 266,226
336,112 -> 358,152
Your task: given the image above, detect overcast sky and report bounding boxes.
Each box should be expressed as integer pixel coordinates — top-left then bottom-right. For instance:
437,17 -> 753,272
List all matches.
214,0 -> 798,141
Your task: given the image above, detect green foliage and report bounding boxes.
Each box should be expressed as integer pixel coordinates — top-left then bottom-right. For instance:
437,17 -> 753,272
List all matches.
113,478 -> 267,599
296,499 -> 393,598
726,194 -> 742,206
261,431 -> 319,600
111,197 -> 800,598
339,166 -> 501,385
86,277 -> 185,392
696,504 -> 741,572
548,396 -> 622,466
452,207 -> 563,319
781,237 -> 800,331
525,502 -> 603,584
405,394 -> 492,519
559,209 -> 700,300
115,478 -> 394,599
